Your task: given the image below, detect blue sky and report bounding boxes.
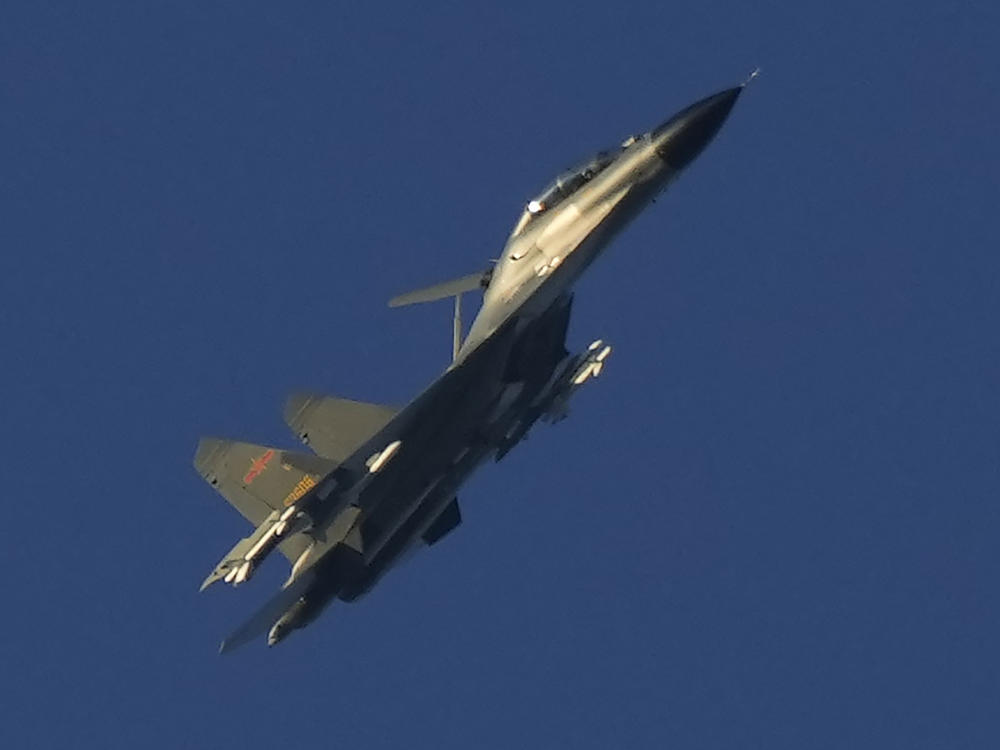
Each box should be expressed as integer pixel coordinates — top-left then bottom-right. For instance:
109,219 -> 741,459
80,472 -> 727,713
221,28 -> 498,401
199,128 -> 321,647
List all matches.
2,2 -> 998,747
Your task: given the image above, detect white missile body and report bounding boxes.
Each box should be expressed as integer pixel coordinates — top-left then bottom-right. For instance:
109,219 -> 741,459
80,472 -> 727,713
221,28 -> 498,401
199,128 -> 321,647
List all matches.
202,505 -> 316,590
367,440 -> 402,474
234,561 -> 252,585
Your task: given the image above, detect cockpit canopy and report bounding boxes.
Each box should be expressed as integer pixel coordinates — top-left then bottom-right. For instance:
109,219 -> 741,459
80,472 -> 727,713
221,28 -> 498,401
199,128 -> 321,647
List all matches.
530,152 -> 615,214
510,151 -> 615,237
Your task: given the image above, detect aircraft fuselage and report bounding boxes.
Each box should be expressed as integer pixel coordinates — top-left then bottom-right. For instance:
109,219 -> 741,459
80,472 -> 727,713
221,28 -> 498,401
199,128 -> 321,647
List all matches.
212,81 -> 748,650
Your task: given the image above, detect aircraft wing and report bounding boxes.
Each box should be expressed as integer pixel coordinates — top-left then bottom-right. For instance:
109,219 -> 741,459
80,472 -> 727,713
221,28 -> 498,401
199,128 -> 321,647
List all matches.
283,395 -> 397,463
193,440 -> 336,564
313,314 -> 523,523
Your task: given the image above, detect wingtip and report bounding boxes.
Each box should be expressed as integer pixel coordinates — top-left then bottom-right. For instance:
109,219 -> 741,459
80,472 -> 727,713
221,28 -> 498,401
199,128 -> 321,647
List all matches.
388,292 -> 415,308
218,635 -> 244,655
194,437 -> 229,476
282,392 -> 315,434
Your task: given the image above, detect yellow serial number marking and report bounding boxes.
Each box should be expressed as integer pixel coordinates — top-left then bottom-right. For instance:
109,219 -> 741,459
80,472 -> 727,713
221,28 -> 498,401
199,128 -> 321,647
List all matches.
282,474 -> 317,507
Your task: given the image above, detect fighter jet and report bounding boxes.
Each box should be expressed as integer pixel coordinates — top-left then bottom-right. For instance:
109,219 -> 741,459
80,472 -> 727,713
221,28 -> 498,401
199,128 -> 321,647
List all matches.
194,77 -> 751,652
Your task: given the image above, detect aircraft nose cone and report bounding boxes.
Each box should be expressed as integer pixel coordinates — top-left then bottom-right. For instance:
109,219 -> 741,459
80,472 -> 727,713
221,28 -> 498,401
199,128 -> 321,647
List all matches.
651,87 -> 742,170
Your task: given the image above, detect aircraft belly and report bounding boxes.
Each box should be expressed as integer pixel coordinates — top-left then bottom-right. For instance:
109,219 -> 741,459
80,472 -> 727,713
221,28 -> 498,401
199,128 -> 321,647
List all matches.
338,310 -> 570,598
356,392 -> 490,533
341,451 -> 487,601
339,319 -> 519,560
293,365 -> 536,598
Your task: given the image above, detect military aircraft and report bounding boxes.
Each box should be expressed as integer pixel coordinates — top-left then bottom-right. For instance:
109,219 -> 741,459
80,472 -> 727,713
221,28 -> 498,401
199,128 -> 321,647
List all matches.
195,76 -> 752,652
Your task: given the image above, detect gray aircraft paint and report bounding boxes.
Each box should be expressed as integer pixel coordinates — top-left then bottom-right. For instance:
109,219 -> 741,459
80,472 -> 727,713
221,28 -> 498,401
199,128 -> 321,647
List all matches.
195,80 -> 749,651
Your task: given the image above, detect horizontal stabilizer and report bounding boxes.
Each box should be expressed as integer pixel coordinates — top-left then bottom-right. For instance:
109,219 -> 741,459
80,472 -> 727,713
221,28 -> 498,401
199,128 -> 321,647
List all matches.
388,272 -> 485,307
219,569 -> 317,654
283,394 -> 397,463
422,498 -> 462,546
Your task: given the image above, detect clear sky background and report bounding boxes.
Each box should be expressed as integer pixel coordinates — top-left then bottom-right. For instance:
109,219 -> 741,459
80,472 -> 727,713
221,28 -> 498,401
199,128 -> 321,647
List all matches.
3,2 -> 998,748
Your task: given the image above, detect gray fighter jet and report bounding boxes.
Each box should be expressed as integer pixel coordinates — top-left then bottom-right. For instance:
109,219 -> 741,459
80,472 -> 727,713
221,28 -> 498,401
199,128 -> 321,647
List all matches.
195,77 -> 751,652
